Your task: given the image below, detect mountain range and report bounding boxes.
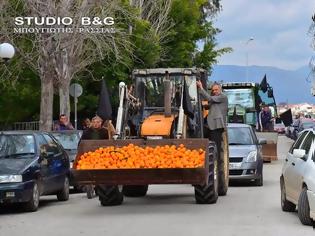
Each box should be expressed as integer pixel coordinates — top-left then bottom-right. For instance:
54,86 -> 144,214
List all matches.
210,65 -> 314,104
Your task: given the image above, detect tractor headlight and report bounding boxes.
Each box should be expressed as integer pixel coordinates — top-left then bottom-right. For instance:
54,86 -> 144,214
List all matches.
0,175 -> 23,183
245,151 -> 257,162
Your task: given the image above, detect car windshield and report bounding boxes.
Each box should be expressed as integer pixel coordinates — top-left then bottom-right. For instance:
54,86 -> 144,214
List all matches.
51,132 -> 80,150
0,134 -> 35,158
228,127 -> 254,145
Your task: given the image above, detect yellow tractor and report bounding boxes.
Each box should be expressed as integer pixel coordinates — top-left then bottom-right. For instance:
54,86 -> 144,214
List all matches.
73,68 -> 229,206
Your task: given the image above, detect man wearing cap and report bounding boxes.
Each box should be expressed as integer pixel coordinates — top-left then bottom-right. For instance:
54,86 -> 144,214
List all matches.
196,81 -> 228,159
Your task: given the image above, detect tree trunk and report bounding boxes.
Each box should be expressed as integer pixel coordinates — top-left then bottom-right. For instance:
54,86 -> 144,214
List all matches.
59,78 -> 71,119
39,77 -> 54,131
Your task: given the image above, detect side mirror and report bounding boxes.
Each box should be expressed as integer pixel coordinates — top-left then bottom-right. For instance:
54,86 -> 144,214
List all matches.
258,138 -> 267,145
41,150 -> 54,158
46,151 -> 55,158
293,149 -> 306,159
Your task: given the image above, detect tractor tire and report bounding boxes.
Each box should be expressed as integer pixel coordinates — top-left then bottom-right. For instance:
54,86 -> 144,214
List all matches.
194,142 -> 218,204
218,131 -> 229,196
122,185 -> 148,197
96,185 -> 124,206
280,177 -> 296,212
298,187 -> 313,226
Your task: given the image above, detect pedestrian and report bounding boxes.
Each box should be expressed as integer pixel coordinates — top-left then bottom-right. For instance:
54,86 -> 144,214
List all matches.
103,119 -> 116,139
79,115 -> 109,198
259,105 -> 272,132
81,118 -> 91,130
80,115 -> 109,142
53,114 -> 74,131
196,81 -> 228,160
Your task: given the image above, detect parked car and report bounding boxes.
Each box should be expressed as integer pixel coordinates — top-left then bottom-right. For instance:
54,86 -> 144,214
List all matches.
50,130 -> 82,190
274,121 -> 285,134
227,123 -> 265,186
280,129 -> 315,226
291,119 -> 315,140
0,131 -> 70,212
50,130 -> 82,168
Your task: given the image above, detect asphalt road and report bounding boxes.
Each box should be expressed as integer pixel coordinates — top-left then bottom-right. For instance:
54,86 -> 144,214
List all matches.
1,135 -> 315,236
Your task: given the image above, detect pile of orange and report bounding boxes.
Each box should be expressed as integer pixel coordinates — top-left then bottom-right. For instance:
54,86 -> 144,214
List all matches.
75,143 -> 205,170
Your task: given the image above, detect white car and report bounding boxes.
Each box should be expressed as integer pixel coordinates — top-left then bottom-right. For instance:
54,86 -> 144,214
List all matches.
280,129 -> 315,226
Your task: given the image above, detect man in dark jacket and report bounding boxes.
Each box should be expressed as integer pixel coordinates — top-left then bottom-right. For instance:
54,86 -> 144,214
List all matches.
53,114 -> 74,131
80,115 -> 109,140
259,105 -> 272,132
80,115 -> 109,198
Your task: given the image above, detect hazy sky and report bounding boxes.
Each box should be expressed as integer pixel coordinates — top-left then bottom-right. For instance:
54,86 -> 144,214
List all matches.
214,0 -> 315,70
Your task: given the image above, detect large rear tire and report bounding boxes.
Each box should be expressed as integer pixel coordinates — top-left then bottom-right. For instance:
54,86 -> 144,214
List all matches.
298,187 -> 313,226
280,177 -> 296,212
218,130 -> 229,196
96,185 -> 124,206
122,185 -> 148,197
194,142 -> 218,204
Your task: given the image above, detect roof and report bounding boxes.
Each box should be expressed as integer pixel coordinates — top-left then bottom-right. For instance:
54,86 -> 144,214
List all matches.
222,82 -> 257,88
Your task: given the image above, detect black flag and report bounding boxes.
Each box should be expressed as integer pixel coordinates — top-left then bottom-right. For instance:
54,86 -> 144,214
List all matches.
279,109 -> 293,127
96,80 -> 112,120
260,74 -> 268,93
183,80 -> 194,119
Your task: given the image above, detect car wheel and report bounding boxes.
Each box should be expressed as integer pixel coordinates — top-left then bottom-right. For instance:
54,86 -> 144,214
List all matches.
298,187 -> 313,226
57,176 -> 70,201
24,181 -> 40,212
280,177 -> 296,212
255,174 -> 263,186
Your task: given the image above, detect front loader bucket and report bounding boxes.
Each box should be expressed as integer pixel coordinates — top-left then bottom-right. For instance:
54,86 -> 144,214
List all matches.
256,132 -> 278,162
72,138 -> 210,186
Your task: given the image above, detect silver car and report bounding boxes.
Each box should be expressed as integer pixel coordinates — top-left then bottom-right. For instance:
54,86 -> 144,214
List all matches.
228,123 -> 265,186
280,129 -> 315,226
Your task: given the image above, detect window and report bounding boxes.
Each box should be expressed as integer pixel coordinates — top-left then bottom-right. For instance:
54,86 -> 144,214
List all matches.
228,127 -> 254,145
0,134 -> 35,158
289,131 -> 309,154
37,134 -> 48,156
43,134 -> 62,156
299,132 -> 315,156
51,133 -> 80,150
223,88 -> 255,109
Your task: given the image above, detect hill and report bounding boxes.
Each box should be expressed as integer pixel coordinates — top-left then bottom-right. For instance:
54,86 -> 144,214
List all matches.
211,65 -> 314,104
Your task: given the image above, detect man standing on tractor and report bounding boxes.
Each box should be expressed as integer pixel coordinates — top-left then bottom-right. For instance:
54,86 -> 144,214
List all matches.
196,81 -> 228,159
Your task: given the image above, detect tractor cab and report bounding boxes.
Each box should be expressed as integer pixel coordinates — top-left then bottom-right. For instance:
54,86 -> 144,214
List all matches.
129,68 -> 208,139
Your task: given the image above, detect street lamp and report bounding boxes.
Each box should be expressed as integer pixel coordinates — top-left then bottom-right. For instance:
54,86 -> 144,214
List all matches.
0,42 -> 15,62
245,37 -> 254,82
